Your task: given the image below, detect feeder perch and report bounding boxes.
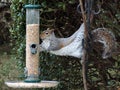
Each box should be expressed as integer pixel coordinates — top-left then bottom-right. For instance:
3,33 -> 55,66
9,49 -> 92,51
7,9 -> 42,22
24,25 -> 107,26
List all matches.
5,4 -> 59,88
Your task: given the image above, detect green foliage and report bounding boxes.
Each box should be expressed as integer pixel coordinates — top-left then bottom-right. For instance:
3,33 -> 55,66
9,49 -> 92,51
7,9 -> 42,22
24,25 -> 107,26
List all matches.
0,3 -> 11,44
10,0 -> 26,67
10,0 -> 120,90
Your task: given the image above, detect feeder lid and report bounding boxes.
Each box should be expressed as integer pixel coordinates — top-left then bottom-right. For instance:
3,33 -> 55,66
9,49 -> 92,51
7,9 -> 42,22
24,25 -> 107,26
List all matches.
24,4 -> 40,9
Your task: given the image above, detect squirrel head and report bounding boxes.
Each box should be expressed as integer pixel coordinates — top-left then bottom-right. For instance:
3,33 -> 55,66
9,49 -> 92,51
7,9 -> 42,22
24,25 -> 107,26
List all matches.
40,28 -> 55,40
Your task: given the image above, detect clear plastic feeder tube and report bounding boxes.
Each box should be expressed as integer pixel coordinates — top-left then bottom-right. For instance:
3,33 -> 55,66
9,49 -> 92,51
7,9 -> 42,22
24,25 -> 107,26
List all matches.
25,5 -> 40,82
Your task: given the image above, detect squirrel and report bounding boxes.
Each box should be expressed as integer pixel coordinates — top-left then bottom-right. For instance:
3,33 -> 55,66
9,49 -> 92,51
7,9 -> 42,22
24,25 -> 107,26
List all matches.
39,23 -> 85,58
39,23 -> 116,59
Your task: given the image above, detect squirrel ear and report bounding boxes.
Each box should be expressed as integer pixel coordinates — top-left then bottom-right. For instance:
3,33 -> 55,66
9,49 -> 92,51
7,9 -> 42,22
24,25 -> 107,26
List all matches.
47,28 -> 50,30
50,29 -> 55,32
46,28 -> 54,31
46,28 -> 55,33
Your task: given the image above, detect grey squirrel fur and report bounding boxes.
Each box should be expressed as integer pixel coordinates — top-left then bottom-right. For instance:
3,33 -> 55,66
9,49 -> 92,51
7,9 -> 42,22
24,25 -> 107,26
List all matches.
39,24 -> 116,59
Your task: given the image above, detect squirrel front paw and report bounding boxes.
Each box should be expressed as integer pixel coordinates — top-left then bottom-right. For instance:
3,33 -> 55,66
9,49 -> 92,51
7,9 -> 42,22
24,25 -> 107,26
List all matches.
39,45 -> 46,52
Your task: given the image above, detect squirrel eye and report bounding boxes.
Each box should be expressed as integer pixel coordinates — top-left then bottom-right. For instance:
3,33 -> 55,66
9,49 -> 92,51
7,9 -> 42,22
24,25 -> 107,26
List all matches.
45,32 -> 48,35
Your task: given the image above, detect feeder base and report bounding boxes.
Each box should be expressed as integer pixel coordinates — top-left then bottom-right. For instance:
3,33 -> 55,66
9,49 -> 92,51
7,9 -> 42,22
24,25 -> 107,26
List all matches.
24,77 -> 40,83
5,80 -> 59,88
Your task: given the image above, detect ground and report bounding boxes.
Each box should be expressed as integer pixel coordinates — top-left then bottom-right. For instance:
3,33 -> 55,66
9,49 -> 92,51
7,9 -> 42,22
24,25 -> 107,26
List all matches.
0,44 -> 29,90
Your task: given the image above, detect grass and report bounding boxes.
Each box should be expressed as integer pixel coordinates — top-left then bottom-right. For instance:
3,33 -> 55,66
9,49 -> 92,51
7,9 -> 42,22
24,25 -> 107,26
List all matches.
0,44 -> 26,90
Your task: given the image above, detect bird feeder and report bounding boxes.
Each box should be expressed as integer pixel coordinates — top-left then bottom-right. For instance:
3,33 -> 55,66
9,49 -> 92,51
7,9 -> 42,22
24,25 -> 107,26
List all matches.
5,4 -> 59,89
25,4 -> 40,83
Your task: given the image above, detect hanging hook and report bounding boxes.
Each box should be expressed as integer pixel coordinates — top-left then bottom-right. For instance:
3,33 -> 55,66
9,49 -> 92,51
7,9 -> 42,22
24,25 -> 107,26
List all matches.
77,4 -> 82,13
77,0 -> 101,15
92,4 -> 101,15
77,4 -> 87,14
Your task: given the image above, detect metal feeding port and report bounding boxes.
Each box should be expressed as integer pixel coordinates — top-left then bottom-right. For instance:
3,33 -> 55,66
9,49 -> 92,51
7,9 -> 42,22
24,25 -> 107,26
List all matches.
30,44 -> 37,54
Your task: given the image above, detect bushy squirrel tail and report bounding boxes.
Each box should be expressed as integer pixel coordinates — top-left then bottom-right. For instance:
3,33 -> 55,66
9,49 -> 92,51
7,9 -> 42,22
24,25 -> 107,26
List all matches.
91,28 -> 116,59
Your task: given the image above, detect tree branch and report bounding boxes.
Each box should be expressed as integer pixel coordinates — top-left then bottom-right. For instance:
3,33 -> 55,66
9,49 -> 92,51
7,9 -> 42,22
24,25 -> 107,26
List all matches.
79,0 -> 88,90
